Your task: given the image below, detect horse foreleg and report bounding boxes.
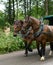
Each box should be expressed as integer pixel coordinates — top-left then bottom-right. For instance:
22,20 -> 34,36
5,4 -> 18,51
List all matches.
27,43 -> 33,52
25,41 -> 28,56
36,42 -> 42,57
49,42 -> 53,56
40,42 -> 46,61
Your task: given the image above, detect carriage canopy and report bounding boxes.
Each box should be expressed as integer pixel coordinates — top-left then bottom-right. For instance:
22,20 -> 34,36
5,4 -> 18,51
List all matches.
43,15 -> 53,20
43,15 -> 53,25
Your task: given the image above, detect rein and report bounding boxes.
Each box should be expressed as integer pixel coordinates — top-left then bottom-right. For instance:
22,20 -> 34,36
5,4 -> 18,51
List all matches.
21,27 -> 32,38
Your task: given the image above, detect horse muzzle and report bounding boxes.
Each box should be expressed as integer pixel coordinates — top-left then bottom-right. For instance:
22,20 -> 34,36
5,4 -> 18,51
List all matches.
21,29 -> 26,34
13,33 -> 17,37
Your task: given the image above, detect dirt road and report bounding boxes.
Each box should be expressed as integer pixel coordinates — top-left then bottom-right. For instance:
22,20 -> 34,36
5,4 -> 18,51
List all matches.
0,46 -> 53,65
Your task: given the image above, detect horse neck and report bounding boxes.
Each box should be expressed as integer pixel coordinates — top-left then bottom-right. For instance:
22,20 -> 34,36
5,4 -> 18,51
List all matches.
30,17 -> 41,32
30,17 -> 40,26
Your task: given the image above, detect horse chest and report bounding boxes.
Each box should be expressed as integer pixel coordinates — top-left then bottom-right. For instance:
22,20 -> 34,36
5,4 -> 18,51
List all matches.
48,26 -> 53,32
34,35 -> 43,42
46,36 -> 53,42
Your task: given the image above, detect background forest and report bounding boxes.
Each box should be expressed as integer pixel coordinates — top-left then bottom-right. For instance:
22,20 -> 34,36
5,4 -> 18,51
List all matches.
0,0 -> 53,54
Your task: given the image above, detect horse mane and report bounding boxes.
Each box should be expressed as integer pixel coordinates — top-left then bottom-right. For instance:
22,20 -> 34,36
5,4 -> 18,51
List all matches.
29,16 -> 40,22
14,20 -> 23,24
14,20 -> 18,24
25,16 -> 40,23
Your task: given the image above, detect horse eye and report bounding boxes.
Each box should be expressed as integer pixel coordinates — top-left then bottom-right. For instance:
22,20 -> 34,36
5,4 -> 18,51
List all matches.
17,25 -> 19,27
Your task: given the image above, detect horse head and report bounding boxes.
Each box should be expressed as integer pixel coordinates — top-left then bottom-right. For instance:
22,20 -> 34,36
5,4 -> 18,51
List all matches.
21,16 -> 32,34
13,20 -> 23,37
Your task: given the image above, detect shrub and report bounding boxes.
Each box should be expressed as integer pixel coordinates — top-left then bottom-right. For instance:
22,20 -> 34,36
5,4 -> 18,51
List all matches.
0,31 -> 24,53
0,30 -> 36,54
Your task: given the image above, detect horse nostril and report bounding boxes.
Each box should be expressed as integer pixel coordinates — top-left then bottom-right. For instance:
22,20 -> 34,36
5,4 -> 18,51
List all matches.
21,29 -> 26,34
13,34 -> 17,37
21,30 -> 23,33
13,33 -> 17,37
21,29 -> 24,33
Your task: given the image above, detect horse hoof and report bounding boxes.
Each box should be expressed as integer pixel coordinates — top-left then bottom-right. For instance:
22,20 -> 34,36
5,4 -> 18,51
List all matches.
24,53 -> 28,57
28,48 -> 33,52
49,51 -> 52,56
24,54 -> 28,57
40,56 -> 45,61
26,54 -> 28,56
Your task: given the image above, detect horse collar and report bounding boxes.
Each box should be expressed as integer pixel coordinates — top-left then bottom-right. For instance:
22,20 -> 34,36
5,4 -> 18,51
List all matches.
34,23 -> 44,38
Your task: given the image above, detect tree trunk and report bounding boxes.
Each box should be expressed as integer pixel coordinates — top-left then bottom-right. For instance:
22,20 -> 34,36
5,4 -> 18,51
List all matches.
45,0 -> 49,15
36,0 -> 38,18
12,0 -> 15,24
29,0 -> 31,16
8,0 -> 11,24
24,0 -> 27,18
16,0 -> 18,19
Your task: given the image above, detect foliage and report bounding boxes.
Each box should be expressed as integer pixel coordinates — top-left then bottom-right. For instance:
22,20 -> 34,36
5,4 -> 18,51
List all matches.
0,31 -> 24,53
15,9 -> 24,20
1,0 -> 53,24
31,41 -> 37,49
0,30 -> 36,54
0,11 -> 6,28
0,0 -> 53,54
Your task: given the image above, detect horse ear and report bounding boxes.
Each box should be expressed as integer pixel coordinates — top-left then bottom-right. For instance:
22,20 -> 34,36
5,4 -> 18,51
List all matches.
25,15 -> 30,22
20,20 -> 23,24
14,20 -> 16,24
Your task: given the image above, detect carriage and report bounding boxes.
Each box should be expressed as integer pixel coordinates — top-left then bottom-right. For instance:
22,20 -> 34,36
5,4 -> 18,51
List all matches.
43,15 -> 53,25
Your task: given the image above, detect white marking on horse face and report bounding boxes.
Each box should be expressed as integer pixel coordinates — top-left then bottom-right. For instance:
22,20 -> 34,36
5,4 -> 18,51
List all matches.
40,56 -> 45,61
49,50 -> 52,56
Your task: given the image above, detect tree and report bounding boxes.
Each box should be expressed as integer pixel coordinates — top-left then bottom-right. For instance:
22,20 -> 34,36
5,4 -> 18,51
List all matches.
8,0 -> 12,24
44,0 -> 49,15
24,0 -> 27,18
16,0 -> 18,19
29,0 -> 32,16
48,0 -> 53,15
36,0 -> 39,18
12,0 -> 15,23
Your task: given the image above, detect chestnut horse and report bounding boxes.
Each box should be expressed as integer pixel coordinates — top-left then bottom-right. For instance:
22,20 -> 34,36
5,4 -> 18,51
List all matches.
21,16 -> 53,61
13,20 -> 23,36
13,20 -> 33,56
